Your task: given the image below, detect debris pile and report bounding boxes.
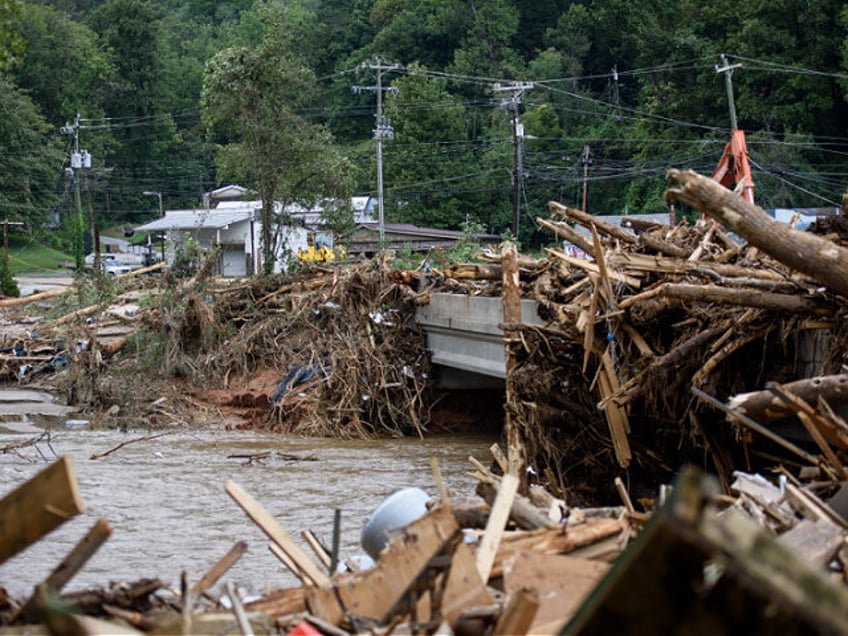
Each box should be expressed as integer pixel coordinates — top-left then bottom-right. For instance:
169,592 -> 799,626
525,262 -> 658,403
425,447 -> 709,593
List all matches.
186,256 -> 433,437
6,168 -> 848,631
438,170 -> 848,505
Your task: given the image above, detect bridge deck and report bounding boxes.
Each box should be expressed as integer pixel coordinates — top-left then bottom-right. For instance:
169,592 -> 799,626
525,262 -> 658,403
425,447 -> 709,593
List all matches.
416,293 -> 543,385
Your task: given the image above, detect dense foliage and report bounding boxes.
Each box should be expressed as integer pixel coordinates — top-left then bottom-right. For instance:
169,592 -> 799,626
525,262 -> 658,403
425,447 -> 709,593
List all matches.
4,0 -> 848,252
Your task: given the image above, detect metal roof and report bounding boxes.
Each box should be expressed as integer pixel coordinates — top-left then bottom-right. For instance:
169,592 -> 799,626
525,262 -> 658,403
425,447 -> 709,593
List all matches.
135,208 -> 257,232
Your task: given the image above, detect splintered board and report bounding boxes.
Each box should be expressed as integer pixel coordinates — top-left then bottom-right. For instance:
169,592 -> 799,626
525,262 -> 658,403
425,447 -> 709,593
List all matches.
0,455 -> 85,564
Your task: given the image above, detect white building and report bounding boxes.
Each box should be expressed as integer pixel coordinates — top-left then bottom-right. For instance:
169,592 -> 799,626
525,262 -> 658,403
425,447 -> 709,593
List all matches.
135,187 -> 376,276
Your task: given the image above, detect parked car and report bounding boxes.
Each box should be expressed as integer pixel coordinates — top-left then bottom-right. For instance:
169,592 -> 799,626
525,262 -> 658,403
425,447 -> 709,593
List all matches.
103,261 -> 132,276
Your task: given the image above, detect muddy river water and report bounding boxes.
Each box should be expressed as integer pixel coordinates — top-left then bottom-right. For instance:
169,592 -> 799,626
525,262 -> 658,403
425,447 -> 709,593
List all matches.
0,425 -> 497,600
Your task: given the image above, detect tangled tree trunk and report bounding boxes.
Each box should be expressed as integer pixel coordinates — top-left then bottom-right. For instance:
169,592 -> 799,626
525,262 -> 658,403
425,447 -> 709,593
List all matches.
664,169 -> 848,295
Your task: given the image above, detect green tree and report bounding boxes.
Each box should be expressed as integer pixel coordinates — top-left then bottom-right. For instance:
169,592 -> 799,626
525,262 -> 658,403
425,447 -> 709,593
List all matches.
201,42 -> 354,274
0,250 -> 19,297
14,4 -> 114,127
448,0 -> 524,80
0,76 -> 65,229
383,66 -> 470,228
0,0 -> 24,71
86,0 -> 186,222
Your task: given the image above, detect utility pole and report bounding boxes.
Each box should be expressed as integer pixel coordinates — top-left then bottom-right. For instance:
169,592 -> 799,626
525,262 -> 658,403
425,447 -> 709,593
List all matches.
581,144 -> 592,213
61,114 -> 91,272
143,191 -> 163,218
353,58 -> 402,245
611,65 -> 622,121
716,53 -> 741,131
494,82 -> 533,238
2,220 -> 24,262
713,55 -> 754,205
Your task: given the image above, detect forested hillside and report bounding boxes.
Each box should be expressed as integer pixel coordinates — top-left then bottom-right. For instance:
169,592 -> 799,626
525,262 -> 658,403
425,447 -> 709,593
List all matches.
3,0 -> 848,253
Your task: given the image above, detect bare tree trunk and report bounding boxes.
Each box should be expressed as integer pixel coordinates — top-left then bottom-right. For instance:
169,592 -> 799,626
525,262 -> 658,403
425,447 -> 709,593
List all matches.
728,374 -> 848,422
665,169 -> 848,295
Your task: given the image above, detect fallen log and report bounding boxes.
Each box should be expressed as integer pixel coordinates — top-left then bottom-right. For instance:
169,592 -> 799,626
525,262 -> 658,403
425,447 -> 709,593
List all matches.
608,252 -> 789,282
0,287 -> 70,308
728,374 -> 848,424
665,169 -> 848,296
549,201 -> 688,258
623,282 -> 830,314
115,261 -> 164,278
536,217 -> 596,257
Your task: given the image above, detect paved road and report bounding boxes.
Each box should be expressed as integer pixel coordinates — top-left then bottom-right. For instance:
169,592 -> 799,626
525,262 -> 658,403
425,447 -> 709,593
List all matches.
14,273 -> 75,297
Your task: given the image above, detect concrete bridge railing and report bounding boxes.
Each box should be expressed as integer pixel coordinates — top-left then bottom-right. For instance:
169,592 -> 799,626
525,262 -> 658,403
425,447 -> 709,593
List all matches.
415,292 -> 543,387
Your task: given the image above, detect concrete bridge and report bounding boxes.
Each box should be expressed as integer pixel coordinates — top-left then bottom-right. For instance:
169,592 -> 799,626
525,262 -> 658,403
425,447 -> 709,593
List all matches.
415,292 -> 544,389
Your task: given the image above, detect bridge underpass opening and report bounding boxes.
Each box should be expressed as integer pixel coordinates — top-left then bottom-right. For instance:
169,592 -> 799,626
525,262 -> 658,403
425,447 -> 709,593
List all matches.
428,365 -> 505,435
416,292 -> 543,435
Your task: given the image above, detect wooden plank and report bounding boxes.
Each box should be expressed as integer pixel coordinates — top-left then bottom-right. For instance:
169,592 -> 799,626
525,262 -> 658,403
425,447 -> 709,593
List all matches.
441,541 -> 494,627
244,586 -> 307,618
269,542 -> 304,579
476,473 -> 519,582
492,517 -> 626,578
777,519 -> 845,569
501,241 -> 527,492
0,455 -> 84,564
306,505 -> 459,625
224,479 -> 330,587
190,540 -> 248,596
492,586 -> 539,636
598,361 -> 632,468
16,518 -> 112,621
301,530 -> 332,569
503,552 -> 609,634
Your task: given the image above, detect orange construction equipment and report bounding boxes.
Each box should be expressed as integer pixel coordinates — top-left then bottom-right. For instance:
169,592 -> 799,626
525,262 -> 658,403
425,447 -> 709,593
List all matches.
711,129 -> 755,205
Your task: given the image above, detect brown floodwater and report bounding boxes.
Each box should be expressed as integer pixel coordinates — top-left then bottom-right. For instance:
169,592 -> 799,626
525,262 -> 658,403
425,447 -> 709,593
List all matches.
0,426 -> 498,600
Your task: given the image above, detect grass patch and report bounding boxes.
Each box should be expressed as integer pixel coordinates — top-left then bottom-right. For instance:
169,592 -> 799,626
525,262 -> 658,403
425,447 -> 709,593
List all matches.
6,234 -> 71,274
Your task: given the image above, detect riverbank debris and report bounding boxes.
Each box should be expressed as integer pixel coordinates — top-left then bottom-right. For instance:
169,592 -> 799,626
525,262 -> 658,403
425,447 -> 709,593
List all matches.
4,168 -> 848,630
1,170 -> 844,507
6,450 -> 848,633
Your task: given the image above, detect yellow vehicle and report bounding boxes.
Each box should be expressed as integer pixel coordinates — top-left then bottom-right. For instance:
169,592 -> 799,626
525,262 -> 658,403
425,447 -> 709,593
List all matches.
297,233 -> 345,264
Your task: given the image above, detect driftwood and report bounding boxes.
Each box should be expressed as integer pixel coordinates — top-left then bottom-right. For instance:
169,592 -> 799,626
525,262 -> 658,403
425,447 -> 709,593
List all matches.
608,252 -> 791,282
665,169 -> 848,295
0,287 -> 70,307
536,217 -> 595,257
623,282 -> 830,314
0,455 -> 84,564
16,519 -> 113,621
729,374 -> 848,423
549,201 -> 688,258
89,431 -> 173,460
